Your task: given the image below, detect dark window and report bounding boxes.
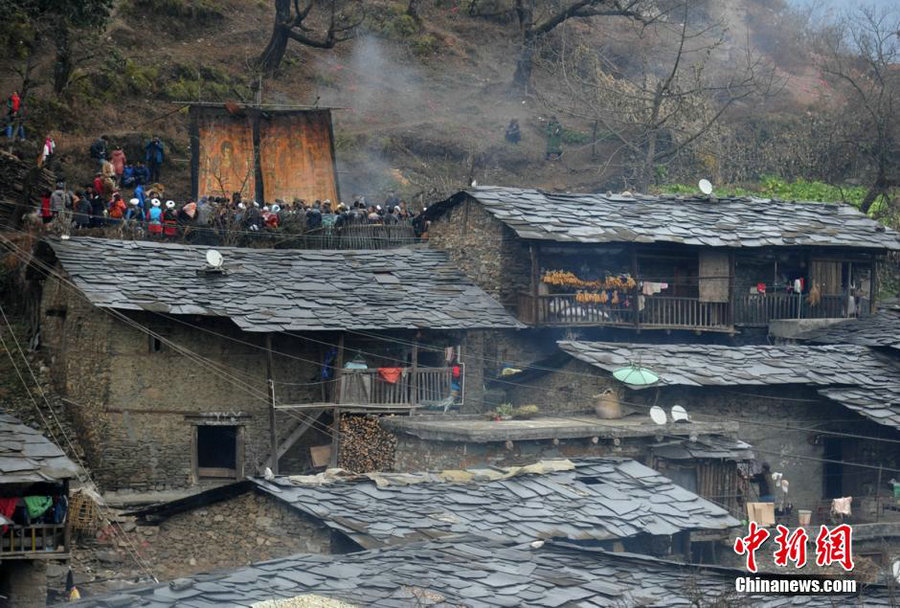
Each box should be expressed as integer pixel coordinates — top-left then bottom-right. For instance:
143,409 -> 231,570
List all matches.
149,336 -> 163,352
196,425 -> 238,478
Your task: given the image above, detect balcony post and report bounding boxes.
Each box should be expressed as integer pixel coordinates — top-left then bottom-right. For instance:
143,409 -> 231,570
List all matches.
631,248 -> 640,330
330,333 -> 344,467
266,333 -> 278,475
530,244 -> 539,324
411,335 -> 419,411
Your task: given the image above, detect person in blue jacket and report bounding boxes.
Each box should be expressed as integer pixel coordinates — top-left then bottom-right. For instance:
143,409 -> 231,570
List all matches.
147,198 -> 163,237
145,137 -> 165,183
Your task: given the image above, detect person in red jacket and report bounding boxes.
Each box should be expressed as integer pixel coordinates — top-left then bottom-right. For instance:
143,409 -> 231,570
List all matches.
39,189 -> 52,224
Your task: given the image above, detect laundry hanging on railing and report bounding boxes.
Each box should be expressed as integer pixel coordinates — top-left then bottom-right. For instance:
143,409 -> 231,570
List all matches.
377,367 -> 404,384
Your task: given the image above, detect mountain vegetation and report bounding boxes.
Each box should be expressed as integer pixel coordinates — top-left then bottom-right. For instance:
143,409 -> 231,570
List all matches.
0,0 -> 895,219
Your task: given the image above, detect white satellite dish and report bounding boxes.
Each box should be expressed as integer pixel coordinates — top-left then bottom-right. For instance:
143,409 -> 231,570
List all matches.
698,179 -> 713,195
671,405 -> 690,422
206,249 -> 224,268
649,406 -> 667,425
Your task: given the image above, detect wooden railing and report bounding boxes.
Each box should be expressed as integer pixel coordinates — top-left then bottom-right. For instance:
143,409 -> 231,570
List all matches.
517,293 -> 635,327
639,296 -> 731,330
517,292 -> 732,331
1,524 -> 66,557
339,366 -> 464,409
735,293 -> 870,327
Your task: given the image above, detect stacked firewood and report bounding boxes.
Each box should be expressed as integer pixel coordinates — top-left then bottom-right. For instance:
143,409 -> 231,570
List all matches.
338,415 -> 397,473
0,149 -> 55,228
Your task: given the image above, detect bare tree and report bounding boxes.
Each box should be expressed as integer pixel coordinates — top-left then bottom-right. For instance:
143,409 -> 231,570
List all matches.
817,7 -> 899,215
511,0 -> 659,94
257,0 -> 362,75
537,2 -> 777,190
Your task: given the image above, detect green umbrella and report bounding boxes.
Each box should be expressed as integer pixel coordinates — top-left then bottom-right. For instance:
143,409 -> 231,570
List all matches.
612,364 -> 659,386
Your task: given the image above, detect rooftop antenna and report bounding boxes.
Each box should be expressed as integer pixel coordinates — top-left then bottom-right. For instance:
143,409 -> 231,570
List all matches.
698,179 -> 713,196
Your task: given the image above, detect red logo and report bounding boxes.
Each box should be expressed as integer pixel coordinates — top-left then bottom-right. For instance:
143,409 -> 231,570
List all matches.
734,523 -> 854,572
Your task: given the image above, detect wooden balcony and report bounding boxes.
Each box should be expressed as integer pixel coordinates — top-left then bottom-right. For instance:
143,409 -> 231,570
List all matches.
1,524 -> 67,559
734,293 -> 870,327
517,292 -> 732,332
340,366 -> 465,411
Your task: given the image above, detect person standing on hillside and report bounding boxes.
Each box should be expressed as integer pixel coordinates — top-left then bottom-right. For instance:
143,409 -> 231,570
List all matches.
110,146 -> 126,186
38,134 -> 56,169
145,136 -> 165,183
545,116 -> 562,160
505,119 -> 521,144
90,136 -> 109,169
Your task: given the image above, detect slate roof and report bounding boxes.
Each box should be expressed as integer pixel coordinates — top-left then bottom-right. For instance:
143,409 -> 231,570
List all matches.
651,436 -> 754,461
251,458 -> 738,549
65,536 -> 887,608
0,411 -> 78,483
794,309 -> 900,351
428,187 -> 900,250
558,341 -> 900,431
44,237 -> 521,332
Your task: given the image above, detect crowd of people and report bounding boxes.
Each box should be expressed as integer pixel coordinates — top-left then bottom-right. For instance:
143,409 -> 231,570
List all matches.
33,134 -> 428,241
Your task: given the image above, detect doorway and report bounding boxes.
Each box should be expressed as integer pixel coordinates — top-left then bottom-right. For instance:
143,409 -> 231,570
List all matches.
822,438 -> 843,498
195,425 -> 242,480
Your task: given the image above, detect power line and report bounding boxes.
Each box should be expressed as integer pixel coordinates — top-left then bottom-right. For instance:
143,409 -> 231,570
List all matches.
4,230 -> 900,471
0,305 -> 159,580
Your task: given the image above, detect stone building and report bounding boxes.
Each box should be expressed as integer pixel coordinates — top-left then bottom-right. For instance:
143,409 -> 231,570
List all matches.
66,535 -> 890,607
424,187 -> 899,335
33,237 -> 520,491
0,411 -> 78,608
123,457 -> 740,580
543,341 -> 900,516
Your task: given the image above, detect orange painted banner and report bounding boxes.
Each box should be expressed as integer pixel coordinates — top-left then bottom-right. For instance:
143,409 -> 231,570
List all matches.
196,113 -> 256,200
259,111 -> 338,204
192,106 -> 338,204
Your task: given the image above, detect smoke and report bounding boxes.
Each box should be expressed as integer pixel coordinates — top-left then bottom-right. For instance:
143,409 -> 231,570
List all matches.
313,35 -> 434,202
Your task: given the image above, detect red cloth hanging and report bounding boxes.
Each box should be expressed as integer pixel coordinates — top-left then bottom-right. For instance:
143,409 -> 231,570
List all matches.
377,367 -> 403,384
0,497 -> 17,533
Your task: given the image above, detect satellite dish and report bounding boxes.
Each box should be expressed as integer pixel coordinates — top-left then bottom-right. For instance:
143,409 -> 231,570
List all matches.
649,406 -> 667,425
612,364 -> 660,386
671,405 -> 690,422
206,249 -> 224,268
698,179 -> 713,195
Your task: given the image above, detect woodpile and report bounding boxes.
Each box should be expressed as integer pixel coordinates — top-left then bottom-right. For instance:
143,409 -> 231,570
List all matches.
0,148 -> 56,228
337,415 -> 396,473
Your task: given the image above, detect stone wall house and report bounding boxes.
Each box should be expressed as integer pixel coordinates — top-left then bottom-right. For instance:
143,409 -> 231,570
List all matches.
130,458 -> 740,570
549,341 -> 900,514
127,483 -> 338,581
423,187 -> 899,335
33,238 -> 521,491
0,411 -> 79,608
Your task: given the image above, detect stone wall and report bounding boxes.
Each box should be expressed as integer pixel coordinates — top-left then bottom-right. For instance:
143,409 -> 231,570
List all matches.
137,491 -> 334,581
391,433 -> 646,472
39,272 -> 498,489
0,560 -> 47,608
427,196 -> 531,310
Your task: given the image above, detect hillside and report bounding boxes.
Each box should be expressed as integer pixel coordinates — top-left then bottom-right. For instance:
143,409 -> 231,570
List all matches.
0,0 -> 877,204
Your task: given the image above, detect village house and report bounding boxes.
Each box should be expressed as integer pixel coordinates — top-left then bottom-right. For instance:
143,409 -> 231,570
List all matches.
113,458 -> 738,580
32,236 -> 521,492
66,534 -> 889,607
526,342 -> 900,520
0,411 -> 78,608
423,187 -> 899,338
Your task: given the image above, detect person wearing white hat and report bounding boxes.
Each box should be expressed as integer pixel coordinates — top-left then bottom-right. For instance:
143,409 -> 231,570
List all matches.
125,197 -> 141,222
163,200 -> 177,238
148,198 -> 163,237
